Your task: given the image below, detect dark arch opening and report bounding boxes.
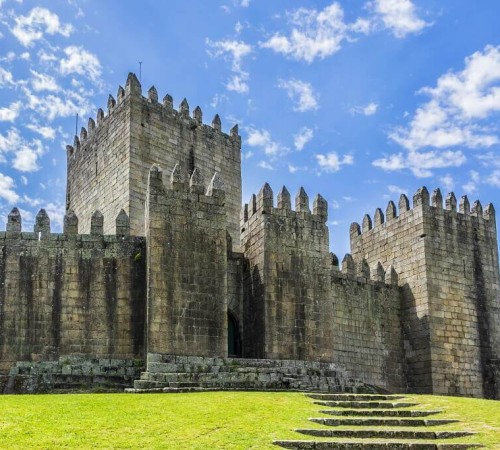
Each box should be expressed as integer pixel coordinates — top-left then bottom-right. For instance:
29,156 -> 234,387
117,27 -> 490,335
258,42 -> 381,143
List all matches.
227,311 -> 241,358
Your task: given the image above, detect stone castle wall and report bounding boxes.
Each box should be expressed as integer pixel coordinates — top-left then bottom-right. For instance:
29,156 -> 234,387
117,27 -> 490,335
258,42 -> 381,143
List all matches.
240,184 -> 406,392
2,74 -> 499,397
0,208 -> 146,377
350,187 -> 499,398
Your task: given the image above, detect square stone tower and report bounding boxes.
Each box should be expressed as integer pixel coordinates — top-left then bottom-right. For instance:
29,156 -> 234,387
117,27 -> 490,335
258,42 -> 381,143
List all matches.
66,73 -> 242,247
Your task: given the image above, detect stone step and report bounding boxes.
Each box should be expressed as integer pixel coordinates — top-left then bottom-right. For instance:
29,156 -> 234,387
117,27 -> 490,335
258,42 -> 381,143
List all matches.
306,394 -> 406,401
313,401 -> 418,409
318,410 -> 443,418
309,418 -> 458,427
295,429 -> 475,440
167,382 -> 201,388
273,441 -> 483,449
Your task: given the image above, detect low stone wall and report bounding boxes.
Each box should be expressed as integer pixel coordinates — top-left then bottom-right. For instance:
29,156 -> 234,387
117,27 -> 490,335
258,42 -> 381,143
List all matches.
131,353 -> 389,393
0,356 -> 144,394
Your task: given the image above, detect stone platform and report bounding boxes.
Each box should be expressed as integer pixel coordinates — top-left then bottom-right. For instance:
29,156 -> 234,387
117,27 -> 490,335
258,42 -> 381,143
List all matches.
125,354 -> 385,393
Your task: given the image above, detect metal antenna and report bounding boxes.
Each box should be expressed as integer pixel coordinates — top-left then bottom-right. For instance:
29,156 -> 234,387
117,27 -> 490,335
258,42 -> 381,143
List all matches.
75,113 -> 78,136
139,61 -> 143,83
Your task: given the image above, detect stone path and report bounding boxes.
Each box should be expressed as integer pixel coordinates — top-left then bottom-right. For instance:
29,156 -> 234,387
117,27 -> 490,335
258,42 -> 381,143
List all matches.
274,393 -> 483,449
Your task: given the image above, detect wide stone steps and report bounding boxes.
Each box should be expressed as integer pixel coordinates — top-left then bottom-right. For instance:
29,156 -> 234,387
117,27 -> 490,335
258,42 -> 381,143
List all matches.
307,394 -> 406,401
313,401 -> 418,409
273,393 -> 482,449
295,430 -> 474,439
318,410 -> 443,418
309,418 -> 458,427
274,442 -> 481,449
127,354 -> 388,394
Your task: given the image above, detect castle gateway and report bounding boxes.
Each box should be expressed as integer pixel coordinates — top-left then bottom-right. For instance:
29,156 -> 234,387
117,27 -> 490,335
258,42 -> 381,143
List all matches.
0,73 -> 499,398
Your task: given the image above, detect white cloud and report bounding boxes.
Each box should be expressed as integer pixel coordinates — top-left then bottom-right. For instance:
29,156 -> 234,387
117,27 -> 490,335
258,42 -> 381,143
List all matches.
11,7 -> 73,47
377,45 -> 500,178
278,78 -> 318,112
392,46 -> 500,152
20,175 -> 28,186
288,164 -> 298,173
30,70 -> 59,91
463,170 -> 480,195
486,170 -> 500,187
0,128 -> 44,172
0,173 -> 20,203
351,102 -> 378,116
23,87 -> 92,121
206,39 -> 252,94
38,49 -> 57,62
235,21 -> 243,34
293,127 -> 314,150
0,101 -> 21,122
371,0 -> 429,38
316,152 -> 353,173
235,0 -> 250,7
0,67 -> 15,87
258,160 -> 274,170
13,148 -> 40,172
439,174 -> 455,191
373,149 -> 466,178
261,3 -> 352,63
60,46 -> 102,82
387,184 -> 408,196
246,128 -> 288,158
26,123 -> 56,140
476,152 -> 500,169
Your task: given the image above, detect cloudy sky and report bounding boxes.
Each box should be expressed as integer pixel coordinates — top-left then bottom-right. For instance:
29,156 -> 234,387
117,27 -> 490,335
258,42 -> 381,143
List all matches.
0,0 -> 499,257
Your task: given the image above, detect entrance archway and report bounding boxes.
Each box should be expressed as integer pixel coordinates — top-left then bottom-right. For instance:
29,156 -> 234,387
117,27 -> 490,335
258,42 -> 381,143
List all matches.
227,312 -> 241,357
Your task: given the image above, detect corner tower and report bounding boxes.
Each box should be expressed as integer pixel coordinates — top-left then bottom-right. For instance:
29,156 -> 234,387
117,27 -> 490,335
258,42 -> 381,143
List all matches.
66,73 -> 242,247
350,187 -> 500,398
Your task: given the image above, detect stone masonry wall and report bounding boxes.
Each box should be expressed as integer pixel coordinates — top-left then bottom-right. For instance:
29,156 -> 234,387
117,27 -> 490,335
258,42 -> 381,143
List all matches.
350,187 -> 500,398
240,184 -> 405,392
145,165 -> 228,358
0,207 -> 146,376
66,82 -> 131,235
330,267 -> 405,392
350,191 -> 433,393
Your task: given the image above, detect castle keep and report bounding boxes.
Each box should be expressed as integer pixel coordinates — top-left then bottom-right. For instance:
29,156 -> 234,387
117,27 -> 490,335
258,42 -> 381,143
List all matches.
0,73 -> 499,398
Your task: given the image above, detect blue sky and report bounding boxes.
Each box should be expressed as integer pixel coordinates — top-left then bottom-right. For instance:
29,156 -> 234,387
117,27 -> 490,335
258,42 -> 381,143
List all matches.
0,0 -> 499,257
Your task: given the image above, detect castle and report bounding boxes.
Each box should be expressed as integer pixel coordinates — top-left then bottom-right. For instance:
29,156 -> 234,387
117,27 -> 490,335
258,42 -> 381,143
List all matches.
0,73 -> 499,398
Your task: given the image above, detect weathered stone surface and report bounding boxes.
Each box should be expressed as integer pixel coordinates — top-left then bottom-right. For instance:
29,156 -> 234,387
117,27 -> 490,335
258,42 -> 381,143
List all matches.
1,74 -> 499,400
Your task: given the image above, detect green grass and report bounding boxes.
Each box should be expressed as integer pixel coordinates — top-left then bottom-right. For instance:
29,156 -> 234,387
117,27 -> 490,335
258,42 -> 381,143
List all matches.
0,392 -> 498,449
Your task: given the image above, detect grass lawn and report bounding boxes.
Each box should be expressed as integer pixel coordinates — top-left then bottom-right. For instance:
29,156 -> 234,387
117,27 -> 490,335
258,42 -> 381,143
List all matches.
0,392 -> 498,449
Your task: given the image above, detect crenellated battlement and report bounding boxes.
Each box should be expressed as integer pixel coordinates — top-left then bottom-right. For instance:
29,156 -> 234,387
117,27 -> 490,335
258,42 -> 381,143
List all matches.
66,73 -> 239,159
241,184 -> 327,230
146,164 -> 225,209
1,207 -> 136,243
350,186 -> 496,245
330,252 -> 399,286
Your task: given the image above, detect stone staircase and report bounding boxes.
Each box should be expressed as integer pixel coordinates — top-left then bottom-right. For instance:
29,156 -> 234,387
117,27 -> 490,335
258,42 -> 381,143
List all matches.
125,354 -> 385,394
274,393 -> 483,449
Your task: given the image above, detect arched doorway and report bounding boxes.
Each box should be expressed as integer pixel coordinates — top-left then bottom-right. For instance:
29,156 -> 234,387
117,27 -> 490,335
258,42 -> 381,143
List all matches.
227,312 -> 241,357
